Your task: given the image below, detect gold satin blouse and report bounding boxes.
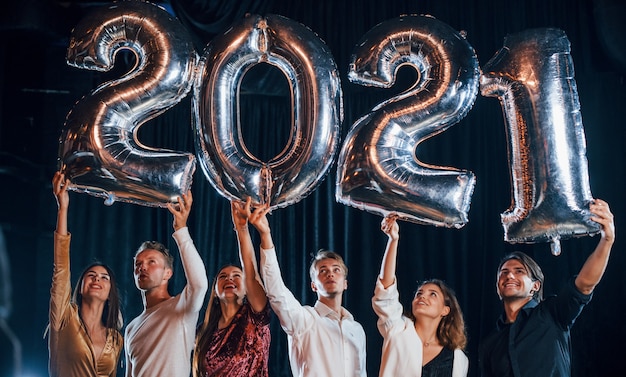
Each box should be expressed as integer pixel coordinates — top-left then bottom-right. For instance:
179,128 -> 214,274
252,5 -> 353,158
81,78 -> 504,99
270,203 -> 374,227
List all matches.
48,232 -> 123,377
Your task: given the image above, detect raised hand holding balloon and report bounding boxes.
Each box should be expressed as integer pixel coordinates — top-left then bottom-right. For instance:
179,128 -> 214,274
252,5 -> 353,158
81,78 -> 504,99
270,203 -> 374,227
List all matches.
480,28 -> 600,255
59,1 -> 197,207
193,14 -> 341,209
336,15 -> 479,228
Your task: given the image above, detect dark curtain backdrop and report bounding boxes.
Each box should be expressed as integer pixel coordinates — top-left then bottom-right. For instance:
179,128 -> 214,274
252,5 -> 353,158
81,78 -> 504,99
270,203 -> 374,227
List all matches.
0,0 -> 625,376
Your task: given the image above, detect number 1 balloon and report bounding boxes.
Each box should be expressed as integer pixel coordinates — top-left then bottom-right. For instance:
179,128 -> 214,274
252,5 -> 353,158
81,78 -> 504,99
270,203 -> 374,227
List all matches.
59,1 -> 197,207
480,28 -> 600,255
336,15 -> 479,228
193,14 -> 341,209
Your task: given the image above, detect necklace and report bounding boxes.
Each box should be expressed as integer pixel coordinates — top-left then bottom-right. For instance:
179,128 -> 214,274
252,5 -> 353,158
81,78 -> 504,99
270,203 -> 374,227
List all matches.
423,336 -> 437,347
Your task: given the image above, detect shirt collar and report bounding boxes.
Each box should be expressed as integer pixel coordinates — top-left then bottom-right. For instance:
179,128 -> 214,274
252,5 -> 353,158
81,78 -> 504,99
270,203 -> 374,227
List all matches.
496,298 -> 539,329
314,300 -> 354,321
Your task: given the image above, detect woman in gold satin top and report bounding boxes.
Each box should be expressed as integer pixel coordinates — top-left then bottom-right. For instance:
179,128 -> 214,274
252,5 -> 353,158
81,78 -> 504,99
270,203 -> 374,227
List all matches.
48,172 -> 124,377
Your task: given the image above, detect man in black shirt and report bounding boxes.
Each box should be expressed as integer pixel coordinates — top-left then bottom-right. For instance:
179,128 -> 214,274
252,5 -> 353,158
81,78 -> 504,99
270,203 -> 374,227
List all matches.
479,199 -> 615,377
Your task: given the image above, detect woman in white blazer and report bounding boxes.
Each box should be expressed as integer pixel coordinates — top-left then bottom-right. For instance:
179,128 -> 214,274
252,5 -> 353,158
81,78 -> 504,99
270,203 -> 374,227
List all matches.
372,215 -> 469,377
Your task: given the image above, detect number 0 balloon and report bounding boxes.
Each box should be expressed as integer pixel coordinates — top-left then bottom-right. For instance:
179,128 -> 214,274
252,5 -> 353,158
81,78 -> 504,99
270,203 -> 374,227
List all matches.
336,15 -> 479,228
193,14 -> 342,209
480,28 -> 600,254
59,1 -> 197,207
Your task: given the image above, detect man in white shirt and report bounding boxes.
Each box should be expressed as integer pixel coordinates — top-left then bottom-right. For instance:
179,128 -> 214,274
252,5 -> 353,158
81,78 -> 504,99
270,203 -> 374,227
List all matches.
124,191 -> 208,377
243,202 -> 367,377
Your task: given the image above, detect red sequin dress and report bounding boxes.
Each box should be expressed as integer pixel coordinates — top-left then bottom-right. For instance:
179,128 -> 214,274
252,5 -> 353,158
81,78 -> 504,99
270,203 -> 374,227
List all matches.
201,302 -> 271,377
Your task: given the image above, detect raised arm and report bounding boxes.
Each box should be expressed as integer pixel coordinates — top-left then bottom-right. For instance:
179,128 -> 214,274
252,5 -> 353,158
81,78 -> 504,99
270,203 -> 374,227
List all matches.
379,215 -> 400,288
52,171 -> 69,236
247,202 -> 274,251
231,198 -> 268,312
167,190 -> 193,232
50,171 -> 72,331
252,205 -> 312,334
168,191 -> 208,309
575,199 -> 615,295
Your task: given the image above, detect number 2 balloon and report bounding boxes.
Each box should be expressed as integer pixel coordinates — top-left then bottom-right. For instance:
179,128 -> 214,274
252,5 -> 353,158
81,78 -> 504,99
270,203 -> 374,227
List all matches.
336,14 -> 480,228
59,1 -> 197,207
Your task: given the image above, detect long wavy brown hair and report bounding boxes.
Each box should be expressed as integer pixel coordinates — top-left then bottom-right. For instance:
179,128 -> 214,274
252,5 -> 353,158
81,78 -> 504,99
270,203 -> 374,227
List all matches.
192,264 -> 242,377
72,262 -> 123,330
407,279 -> 467,350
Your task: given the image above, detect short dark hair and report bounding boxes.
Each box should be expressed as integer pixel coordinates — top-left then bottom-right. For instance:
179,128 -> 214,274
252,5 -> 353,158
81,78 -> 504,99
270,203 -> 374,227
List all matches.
497,251 -> 545,301
135,241 -> 174,270
309,249 -> 348,280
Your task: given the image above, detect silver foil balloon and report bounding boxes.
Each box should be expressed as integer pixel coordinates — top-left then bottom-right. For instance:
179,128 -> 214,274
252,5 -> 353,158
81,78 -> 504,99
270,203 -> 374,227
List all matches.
336,15 -> 479,228
480,28 -> 600,253
59,1 -> 197,207
193,14 -> 342,209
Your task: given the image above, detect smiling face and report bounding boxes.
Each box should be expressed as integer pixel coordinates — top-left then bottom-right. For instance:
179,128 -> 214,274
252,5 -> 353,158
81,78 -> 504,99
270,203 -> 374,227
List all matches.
310,258 -> 348,298
80,265 -> 112,303
133,249 -> 172,291
411,282 -> 450,320
497,259 -> 540,301
215,266 -> 245,302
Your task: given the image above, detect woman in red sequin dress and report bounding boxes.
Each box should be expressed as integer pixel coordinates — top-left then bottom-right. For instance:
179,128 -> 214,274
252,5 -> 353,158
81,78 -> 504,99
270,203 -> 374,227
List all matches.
193,198 -> 271,377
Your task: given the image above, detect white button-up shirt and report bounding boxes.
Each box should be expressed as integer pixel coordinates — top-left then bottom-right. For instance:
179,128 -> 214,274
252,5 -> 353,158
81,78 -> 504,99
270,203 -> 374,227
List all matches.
260,247 -> 367,377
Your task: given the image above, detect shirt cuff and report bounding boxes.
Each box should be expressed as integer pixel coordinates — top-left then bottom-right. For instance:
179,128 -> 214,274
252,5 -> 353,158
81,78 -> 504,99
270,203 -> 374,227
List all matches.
374,277 -> 399,300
